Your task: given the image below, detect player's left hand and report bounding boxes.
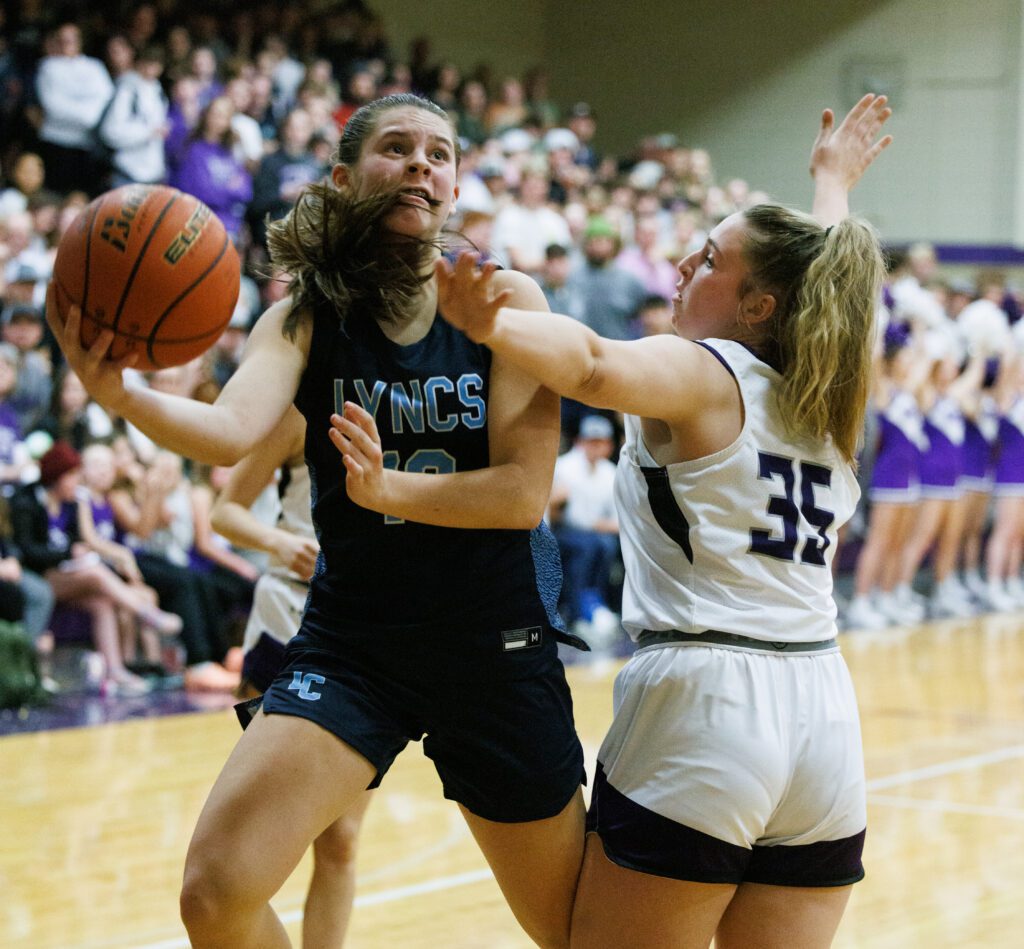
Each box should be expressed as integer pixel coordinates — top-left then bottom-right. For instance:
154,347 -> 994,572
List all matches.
330,401 -> 388,511
435,252 -> 512,344
810,93 -> 893,190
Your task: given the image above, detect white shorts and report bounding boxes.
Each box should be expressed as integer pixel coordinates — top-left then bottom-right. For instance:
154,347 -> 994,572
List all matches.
242,571 -> 309,653
590,640 -> 866,886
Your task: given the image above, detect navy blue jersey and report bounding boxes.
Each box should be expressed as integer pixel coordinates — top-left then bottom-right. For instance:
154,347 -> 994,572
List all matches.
294,301 -> 565,655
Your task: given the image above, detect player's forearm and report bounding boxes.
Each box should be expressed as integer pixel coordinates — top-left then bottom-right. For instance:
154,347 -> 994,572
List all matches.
210,500 -> 280,554
811,171 -> 850,227
376,465 -> 548,530
487,307 -> 607,405
113,387 -> 254,465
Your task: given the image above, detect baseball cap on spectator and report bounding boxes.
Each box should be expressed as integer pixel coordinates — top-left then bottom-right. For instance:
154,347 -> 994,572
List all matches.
39,442 -> 82,487
545,243 -> 570,260
579,415 -> 614,440
500,128 -> 535,155
478,157 -> 506,179
583,216 -> 618,241
1,301 -> 43,325
570,102 -> 594,119
5,257 -> 50,285
544,128 -> 579,153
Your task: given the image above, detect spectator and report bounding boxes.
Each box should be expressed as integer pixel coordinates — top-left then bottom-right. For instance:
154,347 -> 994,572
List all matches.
539,244 -> 586,322
486,76 -> 528,134
39,367 -> 114,452
34,23 -> 114,196
567,101 -> 600,170
635,294 -> 675,337
0,303 -> 51,435
332,68 -> 377,134
164,75 -> 202,175
99,45 -> 169,187
189,46 -> 223,110
615,213 -> 678,302
456,79 -> 489,146
492,168 -> 571,275
0,494 -> 55,662
549,415 -> 621,643
566,216 -> 648,339
171,96 -> 254,245
248,107 -> 323,248
0,342 -> 30,484
0,151 -> 46,218
11,442 -> 181,696
224,75 -> 265,172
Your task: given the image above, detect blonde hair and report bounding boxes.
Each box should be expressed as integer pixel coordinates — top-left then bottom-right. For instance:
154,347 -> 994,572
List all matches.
741,205 -> 885,464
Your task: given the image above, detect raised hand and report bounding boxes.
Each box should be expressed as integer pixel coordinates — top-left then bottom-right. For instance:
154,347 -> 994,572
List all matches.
44,282 -> 136,411
435,252 -> 512,344
810,93 -> 893,191
329,401 -> 388,512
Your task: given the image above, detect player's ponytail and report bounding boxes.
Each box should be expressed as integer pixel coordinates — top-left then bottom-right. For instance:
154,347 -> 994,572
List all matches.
741,206 -> 884,464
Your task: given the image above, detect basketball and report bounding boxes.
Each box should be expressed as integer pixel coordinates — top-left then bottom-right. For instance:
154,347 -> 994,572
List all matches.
52,184 -> 241,370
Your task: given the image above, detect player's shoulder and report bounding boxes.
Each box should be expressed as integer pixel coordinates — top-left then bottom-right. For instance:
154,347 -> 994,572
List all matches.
491,268 -> 549,310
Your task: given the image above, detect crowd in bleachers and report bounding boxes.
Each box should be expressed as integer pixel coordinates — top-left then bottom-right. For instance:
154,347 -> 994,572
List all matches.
0,0 -> 1022,699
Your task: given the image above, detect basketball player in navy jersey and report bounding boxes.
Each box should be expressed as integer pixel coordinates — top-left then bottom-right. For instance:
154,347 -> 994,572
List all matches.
49,94 -> 586,949
435,96 -> 892,948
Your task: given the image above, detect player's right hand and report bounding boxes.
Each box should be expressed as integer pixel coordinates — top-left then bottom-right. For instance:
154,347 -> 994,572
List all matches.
45,282 -> 136,411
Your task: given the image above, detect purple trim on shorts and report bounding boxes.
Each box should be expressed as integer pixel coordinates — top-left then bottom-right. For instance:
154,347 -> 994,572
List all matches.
588,763 -> 865,887
744,830 -> 866,887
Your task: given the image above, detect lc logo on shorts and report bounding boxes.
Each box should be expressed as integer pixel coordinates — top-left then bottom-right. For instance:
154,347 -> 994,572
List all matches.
288,671 -> 326,701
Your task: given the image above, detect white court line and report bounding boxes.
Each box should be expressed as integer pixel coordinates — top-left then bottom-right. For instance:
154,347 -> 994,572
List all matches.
136,870 -> 496,949
865,743 -> 1024,792
869,794 -> 1024,821
131,742 -> 1024,949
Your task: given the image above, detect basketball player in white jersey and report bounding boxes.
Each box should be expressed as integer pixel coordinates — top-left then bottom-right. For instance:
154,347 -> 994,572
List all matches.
425,96 -> 892,947
210,406 -> 371,949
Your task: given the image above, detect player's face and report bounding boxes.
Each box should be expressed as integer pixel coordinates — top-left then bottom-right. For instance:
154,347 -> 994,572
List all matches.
672,213 -> 752,341
334,106 -> 459,239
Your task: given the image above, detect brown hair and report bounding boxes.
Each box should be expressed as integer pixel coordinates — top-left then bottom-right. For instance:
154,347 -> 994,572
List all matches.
266,94 -> 458,339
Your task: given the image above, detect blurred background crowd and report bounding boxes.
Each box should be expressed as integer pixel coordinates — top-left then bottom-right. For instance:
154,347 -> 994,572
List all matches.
1,0 -> 1023,700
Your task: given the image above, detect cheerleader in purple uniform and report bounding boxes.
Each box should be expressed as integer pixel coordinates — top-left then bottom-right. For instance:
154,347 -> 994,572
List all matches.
897,332 -> 985,619
985,356 -> 1024,609
958,358 -> 1001,603
847,324 -> 929,629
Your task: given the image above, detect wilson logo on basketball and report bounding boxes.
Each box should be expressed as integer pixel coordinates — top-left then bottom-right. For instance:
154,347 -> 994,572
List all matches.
163,204 -> 213,265
98,188 -> 148,253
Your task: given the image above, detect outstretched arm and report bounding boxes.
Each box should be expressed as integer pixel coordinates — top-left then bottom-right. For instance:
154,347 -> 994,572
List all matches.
46,289 -> 309,465
810,93 -> 893,226
330,270 -> 562,530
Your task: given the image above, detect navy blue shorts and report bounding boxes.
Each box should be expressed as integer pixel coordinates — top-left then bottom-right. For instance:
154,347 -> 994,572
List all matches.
255,630 -> 585,823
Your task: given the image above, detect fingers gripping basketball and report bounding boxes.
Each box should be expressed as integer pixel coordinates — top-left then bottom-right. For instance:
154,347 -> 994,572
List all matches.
53,185 -> 241,370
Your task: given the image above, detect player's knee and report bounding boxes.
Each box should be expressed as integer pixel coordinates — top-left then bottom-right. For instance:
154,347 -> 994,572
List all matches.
312,815 -> 361,869
179,850 -> 248,937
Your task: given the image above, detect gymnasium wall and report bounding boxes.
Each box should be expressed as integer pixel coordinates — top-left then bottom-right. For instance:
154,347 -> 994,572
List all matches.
373,0 -> 1023,246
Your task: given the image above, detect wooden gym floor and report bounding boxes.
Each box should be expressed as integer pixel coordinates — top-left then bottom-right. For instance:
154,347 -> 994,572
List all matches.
2,613 -> 1023,948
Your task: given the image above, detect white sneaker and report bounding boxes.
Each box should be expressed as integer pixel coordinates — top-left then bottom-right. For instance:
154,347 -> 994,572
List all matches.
843,595 -> 889,631
896,584 -> 926,610
929,583 -> 975,619
985,580 -> 1018,612
963,570 -> 988,601
1004,576 -> 1024,607
875,590 -> 924,626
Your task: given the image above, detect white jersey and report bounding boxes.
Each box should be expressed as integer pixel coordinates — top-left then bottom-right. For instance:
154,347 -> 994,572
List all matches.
614,339 -> 860,644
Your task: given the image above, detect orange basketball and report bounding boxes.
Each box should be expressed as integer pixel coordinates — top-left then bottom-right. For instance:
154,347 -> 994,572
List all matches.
52,184 -> 241,370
